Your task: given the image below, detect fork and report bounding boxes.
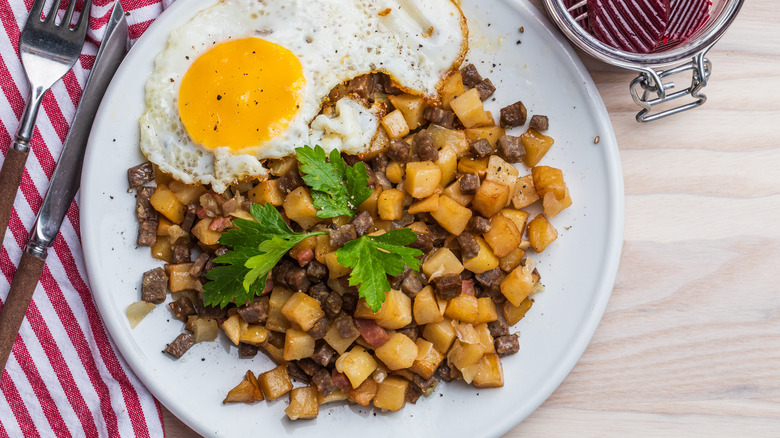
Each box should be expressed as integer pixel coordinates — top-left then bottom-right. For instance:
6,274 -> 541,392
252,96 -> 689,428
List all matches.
0,0 -> 92,245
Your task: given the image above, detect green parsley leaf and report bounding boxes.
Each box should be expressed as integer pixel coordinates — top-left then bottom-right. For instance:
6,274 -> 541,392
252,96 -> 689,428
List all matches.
201,203 -> 325,308
296,145 -> 372,219
336,228 -> 423,312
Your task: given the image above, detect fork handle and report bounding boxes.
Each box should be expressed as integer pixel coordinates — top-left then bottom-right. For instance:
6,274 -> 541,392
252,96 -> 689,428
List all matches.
0,250 -> 46,375
0,146 -> 29,244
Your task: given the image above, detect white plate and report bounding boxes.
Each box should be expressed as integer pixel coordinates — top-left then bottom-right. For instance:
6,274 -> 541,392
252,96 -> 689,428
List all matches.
81,0 -> 623,436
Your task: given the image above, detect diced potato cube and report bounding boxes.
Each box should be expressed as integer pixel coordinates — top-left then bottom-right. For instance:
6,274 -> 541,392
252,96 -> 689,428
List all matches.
501,264 -> 536,306
527,214 -> 558,252
239,324 -> 268,346
150,238 -> 172,263
444,295 -> 479,324
430,195 -> 472,235
435,146 -> 459,186
373,377 -> 409,412
154,166 -> 173,185
168,181 -> 207,205
324,252 -> 351,279
378,188 -> 405,221
512,174 -> 540,209
289,236 -> 316,261
427,124 -> 469,155
447,339 -> 484,370
457,157 -> 489,177
413,286 -> 444,325
404,161 -> 442,199
284,328 -> 316,361
472,353 -> 504,388
472,180 -> 511,218
266,287 -> 294,332
465,126 -> 506,148
150,188 -> 186,224
373,289 -> 413,330
222,314 -> 248,345
542,188 -> 572,218
314,234 -> 336,264
258,364 -> 293,401
462,236 -> 499,274
319,390 -> 349,405
442,181 -> 474,207
408,194 -> 440,214
335,346 -> 377,388
499,247 -> 525,273
126,301 -> 155,329
381,109 -> 410,138
475,323 -> 495,354
248,179 -> 284,206
441,71 -> 465,110
193,318 -> 219,343
422,247 -> 464,279
375,333 -> 418,370
191,218 -> 222,245
223,379 -> 257,404
450,88 -> 492,128
268,156 -> 298,176
348,377 -> 377,407
521,128 -> 554,167
500,208 -> 529,235
422,318 -> 457,354
532,166 -> 567,202
358,187 -> 382,218
485,155 -> 519,195
156,216 -> 173,236
474,298 -> 499,324
388,94 -> 428,130
386,161 -> 405,184
502,298 -> 533,325
285,386 -> 320,420
168,263 -> 198,292
284,187 -> 321,230
409,338 -> 444,379
483,214 -> 522,258
281,292 -> 325,331
324,321 -> 361,355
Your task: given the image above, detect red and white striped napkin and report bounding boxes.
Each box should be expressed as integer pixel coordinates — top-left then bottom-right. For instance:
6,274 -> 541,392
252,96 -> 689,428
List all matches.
0,1 -> 176,436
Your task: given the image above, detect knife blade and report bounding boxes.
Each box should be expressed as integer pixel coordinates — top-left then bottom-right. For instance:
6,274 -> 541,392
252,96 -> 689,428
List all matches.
0,3 -> 128,375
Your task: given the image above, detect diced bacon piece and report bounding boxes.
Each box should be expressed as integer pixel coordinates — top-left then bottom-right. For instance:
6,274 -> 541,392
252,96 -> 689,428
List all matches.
331,370 -> 352,392
355,318 -> 390,348
208,216 -> 233,231
295,248 -> 315,267
462,279 -> 475,296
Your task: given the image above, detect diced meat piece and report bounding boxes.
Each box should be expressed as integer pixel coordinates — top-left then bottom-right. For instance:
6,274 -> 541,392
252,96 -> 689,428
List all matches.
413,130 -> 438,161
306,260 -> 328,280
127,162 -> 155,188
331,370 -> 352,392
475,79 -> 496,100
355,318 -> 390,348
433,274 -> 462,300
529,114 -> 549,131
307,316 -> 330,340
312,343 -> 336,367
328,224 -> 357,249
469,138 -> 493,158
460,63 -> 483,87
184,315 -> 198,332
295,248 -> 315,267
397,325 -> 419,342
347,75 -> 375,101
371,153 -> 390,173
135,186 -> 157,222
487,317 -> 510,338
423,106 -> 455,128
238,299 -> 268,324
196,205 -> 208,220
459,174 -> 480,196
215,246 -> 229,257
485,284 -> 506,304
411,374 -> 436,391
323,291 -> 343,319
196,301 -> 228,320
277,169 -> 304,194
457,232 -> 481,260
390,267 -> 409,289
428,223 -> 450,246
285,267 -> 310,292
379,73 -> 403,95
199,193 -> 222,217
163,333 -> 195,359
373,171 -> 393,190
239,342 -> 259,358
475,267 -> 502,288
142,267 -> 168,304
341,291 -> 358,314
351,210 -> 374,237
495,333 -> 519,357
297,358 -> 321,376
312,369 -> 338,396
468,216 -> 492,234
169,244 -> 188,264
137,220 -> 157,247
189,252 -> 209,278
262,279 -> 274,296
169,297 -> 196,322
208,216 -> 232,232
391,212 -> 415,230
220,198 -> 239,215
335,314 -> 360,339
401,273 -> 423,298
286,362 -> 310,383
500,101 -> 527,128
461,279 -> 475,296
405,383 -> 423,404
436,363 -> 455,382
181,205 -> 197,233
265,330 -> 285,349
273,260 -> 295,286
308,282 -> 330,304
497,135 -> 525,163
388,138 -> 411,163
409,231 -> 434,253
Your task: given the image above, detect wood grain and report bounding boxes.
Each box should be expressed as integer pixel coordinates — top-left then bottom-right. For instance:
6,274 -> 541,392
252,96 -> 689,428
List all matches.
162,1 -> 780,436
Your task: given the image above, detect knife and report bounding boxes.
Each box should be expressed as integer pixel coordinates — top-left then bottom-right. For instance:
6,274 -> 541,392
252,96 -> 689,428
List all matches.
0,3 -> 128,375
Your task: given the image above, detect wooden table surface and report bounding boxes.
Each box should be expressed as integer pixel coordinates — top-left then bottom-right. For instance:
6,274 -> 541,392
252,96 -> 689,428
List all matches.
163,1 -> 780,436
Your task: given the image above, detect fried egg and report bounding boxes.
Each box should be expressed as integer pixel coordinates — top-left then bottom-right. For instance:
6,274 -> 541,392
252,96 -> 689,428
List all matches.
140,0 -> 467,193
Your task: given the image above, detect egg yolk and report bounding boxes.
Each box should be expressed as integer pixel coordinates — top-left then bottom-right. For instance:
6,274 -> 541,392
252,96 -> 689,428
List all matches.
178,38 -> 304,151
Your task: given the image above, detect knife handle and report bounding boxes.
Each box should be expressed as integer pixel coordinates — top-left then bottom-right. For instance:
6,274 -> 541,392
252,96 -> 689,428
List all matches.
0,147 -> 29,245
0,251 -> 45,376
